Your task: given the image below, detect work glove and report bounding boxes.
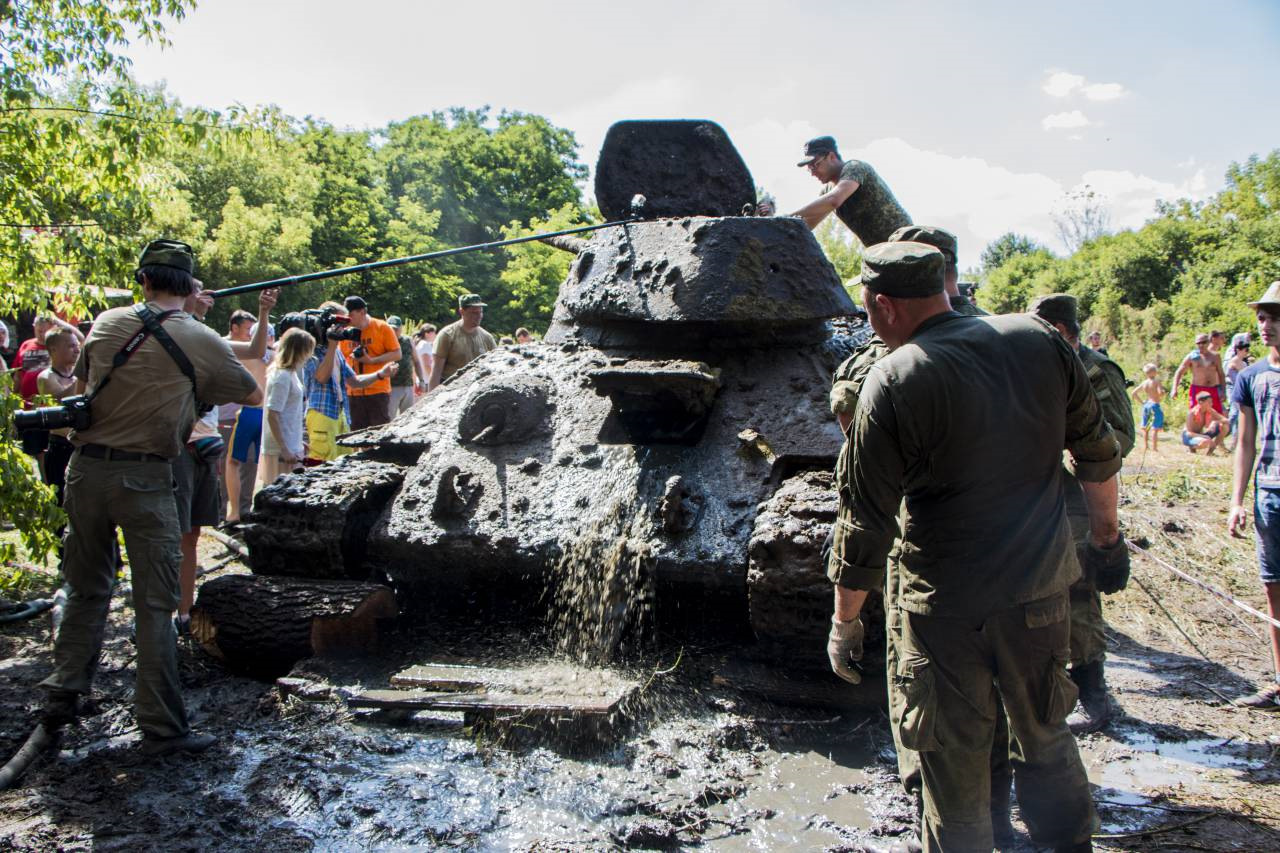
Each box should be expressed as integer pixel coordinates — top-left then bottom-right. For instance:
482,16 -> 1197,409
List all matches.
827,616 -> 864,685
1086,536 -> 1130,595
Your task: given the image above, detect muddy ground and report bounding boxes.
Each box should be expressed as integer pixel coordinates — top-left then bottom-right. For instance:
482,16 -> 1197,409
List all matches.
1,448 -> 1278,851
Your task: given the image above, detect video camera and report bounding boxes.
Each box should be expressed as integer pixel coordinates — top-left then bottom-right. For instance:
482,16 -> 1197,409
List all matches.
13,395 -> 92,432
277,307 -> 361,343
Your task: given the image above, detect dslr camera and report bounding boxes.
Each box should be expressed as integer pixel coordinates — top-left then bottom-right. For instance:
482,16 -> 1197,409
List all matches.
14,394 -> 92,432
278,307 -> 361,343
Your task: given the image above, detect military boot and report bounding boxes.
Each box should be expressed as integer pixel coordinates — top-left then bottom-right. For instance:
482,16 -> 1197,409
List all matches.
1067,660 -> 1111,734
40,688 -> 79,729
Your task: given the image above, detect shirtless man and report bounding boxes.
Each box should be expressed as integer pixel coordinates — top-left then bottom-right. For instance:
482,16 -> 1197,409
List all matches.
1132,363 -> 1167,451
224,317 -> 273,526
1171,332 -> 1227,413
1183,390 -> 1230,455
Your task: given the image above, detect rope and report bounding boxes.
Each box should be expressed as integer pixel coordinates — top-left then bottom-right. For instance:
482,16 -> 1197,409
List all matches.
1126,539 -> 1280,630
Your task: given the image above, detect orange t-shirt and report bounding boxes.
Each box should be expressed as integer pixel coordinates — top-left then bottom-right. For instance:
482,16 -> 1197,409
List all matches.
340,317 -> 400,397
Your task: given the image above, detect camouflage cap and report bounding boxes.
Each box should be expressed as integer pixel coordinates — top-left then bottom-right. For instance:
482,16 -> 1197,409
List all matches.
855,242 -> 945,298
1027,293 -> 1079,333
459,293 -> 487,309
136,239 -> 195,274
1247,281 -> 1280,309
889,225 -> 957,266
797,135 -> 838,167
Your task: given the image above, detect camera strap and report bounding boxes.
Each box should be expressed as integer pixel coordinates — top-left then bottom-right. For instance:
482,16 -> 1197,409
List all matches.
132,304 -> 201,403
85,305 -> 191,402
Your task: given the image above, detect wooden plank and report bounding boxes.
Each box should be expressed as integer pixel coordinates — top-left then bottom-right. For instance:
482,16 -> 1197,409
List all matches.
348,688 -> 627,716
390,663 -> 517,692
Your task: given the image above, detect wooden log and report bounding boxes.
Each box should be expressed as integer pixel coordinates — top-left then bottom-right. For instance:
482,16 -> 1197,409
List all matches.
191,574 -> 397,675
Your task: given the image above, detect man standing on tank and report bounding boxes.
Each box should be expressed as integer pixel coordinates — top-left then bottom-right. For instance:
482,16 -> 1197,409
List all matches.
792,135 -> 912,246
1028,294 -> 1136,734
827,242 -> 1123,852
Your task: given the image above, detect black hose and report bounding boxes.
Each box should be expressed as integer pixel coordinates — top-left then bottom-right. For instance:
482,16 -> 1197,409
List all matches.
0,597 -> 55,626
0,724 -> 59,790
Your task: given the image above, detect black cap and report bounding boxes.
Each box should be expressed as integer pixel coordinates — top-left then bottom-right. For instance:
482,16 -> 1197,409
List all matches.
797,136 -> 838,167
343,295 -> 367,312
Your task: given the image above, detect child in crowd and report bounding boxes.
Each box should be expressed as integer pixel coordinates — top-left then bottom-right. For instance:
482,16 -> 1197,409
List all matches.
260,328 -> 316,487
1132,363 -> 1167,451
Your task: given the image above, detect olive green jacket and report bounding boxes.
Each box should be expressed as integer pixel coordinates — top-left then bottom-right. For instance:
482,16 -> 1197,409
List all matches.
830,311 -> 1121,617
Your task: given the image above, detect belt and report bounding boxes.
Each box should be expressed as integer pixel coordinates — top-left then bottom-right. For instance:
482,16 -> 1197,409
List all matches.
77,443 -> 172,464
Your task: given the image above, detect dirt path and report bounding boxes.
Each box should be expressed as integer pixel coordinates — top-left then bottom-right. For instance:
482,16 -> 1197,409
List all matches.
1,448 -> 1277,851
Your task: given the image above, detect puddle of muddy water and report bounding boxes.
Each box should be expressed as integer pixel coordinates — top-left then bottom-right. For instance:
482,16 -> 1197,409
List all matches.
202,707 -> 887,851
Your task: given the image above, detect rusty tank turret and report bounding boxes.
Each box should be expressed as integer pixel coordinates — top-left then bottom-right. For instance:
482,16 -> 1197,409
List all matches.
242,120 -> 877,673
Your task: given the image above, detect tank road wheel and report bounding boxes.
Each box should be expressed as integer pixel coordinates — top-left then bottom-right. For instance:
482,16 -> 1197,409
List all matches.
747,470 -> 883,667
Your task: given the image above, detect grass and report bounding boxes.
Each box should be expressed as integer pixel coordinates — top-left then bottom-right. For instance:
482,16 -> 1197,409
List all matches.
0,527 -> 61,600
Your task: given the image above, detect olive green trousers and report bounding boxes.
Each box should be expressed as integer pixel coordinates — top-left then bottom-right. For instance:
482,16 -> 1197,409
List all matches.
889,590 -> 1098,852
39,452 -> 189,739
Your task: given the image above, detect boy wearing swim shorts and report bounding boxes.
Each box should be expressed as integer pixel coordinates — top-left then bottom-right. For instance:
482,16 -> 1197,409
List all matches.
1132,363 -> 1166,451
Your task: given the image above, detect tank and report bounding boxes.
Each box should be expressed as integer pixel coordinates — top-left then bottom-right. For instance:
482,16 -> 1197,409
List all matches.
243,120 -> 878,671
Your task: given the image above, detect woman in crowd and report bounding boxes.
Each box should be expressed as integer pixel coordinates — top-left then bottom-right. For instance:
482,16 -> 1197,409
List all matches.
413,323 -> 436,386
260,327 -> 315,487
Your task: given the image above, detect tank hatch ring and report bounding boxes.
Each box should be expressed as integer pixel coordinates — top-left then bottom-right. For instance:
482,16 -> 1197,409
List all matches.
457,376 -> 552,446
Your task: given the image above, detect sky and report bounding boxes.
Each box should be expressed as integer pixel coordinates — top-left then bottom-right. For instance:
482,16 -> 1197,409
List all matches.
125,0 -> 1280,269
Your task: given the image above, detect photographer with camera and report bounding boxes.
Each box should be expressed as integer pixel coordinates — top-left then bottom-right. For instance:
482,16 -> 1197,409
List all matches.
36,239 -> 261,756
297,301 -> 397,463
338,296 -> 402,429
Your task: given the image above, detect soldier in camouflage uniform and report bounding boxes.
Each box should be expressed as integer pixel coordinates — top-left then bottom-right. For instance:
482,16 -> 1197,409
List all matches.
828,242 -> 1123,852
1028,294 -> 1136,733
792,135 -> 912,246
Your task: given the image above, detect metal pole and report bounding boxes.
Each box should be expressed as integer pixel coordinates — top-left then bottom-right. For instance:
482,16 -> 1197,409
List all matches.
208,217 -> 633,300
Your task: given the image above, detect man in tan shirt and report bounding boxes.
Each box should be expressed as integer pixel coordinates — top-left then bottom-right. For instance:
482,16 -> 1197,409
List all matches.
428,293 -> 498,390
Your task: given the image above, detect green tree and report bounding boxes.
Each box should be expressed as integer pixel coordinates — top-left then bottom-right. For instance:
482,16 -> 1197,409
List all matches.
0,0 -> 193,565
813,217 -> 861,283
498,203 -> 591,332
977,249 -> 1058,314
980,232 -> 1042,272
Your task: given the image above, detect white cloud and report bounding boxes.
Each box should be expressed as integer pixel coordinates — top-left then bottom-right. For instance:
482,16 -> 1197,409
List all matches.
1043,70 -> 1128,101
1076,169 -> 1209,228
1082,82 -> 1126,101
1042,110 -> 1092,131
1043,71 -> 1086,97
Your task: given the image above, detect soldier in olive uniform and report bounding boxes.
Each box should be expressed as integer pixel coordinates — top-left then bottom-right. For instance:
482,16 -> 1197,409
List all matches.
889,225 -> 986,318
829,227 -> 1015,847
829,242 -> 1125,852
1029,294 -> 1137,733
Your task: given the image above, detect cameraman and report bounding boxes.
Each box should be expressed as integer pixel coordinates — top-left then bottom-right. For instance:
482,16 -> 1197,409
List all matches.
39,240 -> 261,756
303,302 -> 397,462
338,296 -> 401,429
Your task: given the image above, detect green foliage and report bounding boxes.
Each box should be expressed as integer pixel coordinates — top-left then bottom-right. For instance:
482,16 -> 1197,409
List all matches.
980,232 -> 1042,272
499,204 -> 591,331
0,373 -> 64,565
813,217 -> 861,283
980,150 -> 1280,381
0,0 -> 192,575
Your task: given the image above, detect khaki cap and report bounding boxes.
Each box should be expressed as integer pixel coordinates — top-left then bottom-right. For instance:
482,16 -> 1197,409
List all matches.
855,242 -> 945,298
888,225 -> 958,266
